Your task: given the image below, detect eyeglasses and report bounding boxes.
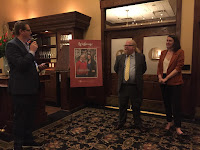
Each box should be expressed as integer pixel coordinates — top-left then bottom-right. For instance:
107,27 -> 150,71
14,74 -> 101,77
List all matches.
124,45 -> 134,47
25,29 -> 31,32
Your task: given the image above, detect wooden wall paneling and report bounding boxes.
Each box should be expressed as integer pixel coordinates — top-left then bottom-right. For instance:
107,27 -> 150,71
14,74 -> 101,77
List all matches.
176,0 -> 182,39
44,70 -> 58,104
0,86 -> 12,133
104,31 -> 112,96
143,75 -> 162,101
192,0 -> 200,118
60,72 -> 86,110
181,74 -> 193,117
86,87 -> 106,106
72,28 -> 84,39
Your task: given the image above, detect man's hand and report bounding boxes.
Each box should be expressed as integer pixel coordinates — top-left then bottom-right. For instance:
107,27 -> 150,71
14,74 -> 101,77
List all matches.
29,41 -> 38,53
38,63 -> 48,71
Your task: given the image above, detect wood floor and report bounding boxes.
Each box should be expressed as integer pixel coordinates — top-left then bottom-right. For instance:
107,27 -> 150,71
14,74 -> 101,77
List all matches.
45,105 -> 61,115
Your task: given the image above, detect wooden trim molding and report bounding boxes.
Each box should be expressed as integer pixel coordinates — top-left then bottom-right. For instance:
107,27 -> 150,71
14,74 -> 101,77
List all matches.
192,0 -> 200,108
176,0 -> 182,40
105,22 -> 176,31
100,0 -> 159,9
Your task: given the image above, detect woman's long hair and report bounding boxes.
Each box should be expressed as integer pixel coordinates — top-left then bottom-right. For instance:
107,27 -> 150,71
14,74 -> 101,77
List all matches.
168,35 -> 181,52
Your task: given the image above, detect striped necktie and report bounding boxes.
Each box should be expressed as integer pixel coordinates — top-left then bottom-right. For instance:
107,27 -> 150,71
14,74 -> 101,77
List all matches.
124,55 -> 130,81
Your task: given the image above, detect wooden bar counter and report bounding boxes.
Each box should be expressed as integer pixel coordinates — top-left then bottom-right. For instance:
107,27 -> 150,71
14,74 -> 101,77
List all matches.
0,75 -> 50,133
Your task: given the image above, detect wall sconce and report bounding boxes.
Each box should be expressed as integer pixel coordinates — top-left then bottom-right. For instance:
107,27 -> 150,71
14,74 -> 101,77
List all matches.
149,47 -> 162,60
116,49 -> 125,56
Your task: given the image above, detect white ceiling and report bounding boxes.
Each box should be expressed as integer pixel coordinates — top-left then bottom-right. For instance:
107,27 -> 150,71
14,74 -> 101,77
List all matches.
106,0 -> 176,25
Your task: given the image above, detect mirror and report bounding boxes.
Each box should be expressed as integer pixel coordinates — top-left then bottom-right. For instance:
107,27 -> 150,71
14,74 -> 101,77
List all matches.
106,0 -> 177,29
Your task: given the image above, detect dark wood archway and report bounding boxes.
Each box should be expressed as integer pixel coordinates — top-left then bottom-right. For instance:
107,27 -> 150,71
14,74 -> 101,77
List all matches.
99,0 -> 195,117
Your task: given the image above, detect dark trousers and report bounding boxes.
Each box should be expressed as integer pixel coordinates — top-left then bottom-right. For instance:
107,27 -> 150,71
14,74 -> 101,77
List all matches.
12,95 -> 37,145
118,84 -> 142,125
160,84 -> 182,127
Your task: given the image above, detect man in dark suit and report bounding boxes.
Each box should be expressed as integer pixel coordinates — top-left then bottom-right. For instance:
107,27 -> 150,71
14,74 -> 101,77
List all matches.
114,39 -> 146,130
5,21 -> 47,150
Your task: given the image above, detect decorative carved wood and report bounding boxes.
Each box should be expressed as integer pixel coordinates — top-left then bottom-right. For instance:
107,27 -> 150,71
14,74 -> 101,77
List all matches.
7,11 -> 91,33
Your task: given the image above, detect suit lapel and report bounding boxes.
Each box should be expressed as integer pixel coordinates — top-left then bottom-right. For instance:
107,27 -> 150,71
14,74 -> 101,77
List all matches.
14,37 -> 29,54
168,51 -> 178,68
135,52 -> 139,71
121,54 -> 126,73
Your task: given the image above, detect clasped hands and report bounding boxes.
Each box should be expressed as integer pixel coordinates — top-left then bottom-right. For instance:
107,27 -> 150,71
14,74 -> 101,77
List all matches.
159,77 -> 168,84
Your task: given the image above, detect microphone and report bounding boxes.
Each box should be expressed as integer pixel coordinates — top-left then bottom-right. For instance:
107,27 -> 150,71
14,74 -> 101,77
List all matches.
28,34 -> 38,44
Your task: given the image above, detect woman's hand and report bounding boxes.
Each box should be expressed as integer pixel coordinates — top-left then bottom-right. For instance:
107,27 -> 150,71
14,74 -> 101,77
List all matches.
159,78 -> 167,84
158,77 -> 163,83
162,78 -> 168,83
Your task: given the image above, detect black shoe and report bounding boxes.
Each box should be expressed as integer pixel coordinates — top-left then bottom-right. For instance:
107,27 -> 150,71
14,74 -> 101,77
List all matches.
114,124 -> 124,130
13,145 -> 23,150
23,141 -> 42,148
14,140 -> 23,150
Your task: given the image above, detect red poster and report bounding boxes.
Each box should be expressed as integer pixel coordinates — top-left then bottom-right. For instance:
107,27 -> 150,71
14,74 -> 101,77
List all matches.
69,40 -> 103,87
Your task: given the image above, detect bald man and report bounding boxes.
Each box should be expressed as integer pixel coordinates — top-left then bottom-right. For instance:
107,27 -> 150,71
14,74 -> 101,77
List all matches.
114,39 -> 147,130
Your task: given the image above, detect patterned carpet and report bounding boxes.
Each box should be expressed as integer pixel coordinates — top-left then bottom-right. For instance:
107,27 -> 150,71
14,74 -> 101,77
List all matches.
1,107 -> 200,150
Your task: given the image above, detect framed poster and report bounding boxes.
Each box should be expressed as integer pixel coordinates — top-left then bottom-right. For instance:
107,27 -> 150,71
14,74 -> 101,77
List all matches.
70,40 -> 102,87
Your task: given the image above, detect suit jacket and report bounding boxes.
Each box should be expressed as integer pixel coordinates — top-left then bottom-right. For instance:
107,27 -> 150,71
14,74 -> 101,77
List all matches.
157,49 -> 184,85
5,37 -> 39,95
114,52 -> 147,95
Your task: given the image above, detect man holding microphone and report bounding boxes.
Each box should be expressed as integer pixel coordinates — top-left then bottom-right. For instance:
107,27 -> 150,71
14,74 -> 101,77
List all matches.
6,21 -> 47,150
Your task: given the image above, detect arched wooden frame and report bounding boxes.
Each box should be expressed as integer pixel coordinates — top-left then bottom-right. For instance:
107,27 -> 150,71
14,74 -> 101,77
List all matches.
100,0 -> 182,96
